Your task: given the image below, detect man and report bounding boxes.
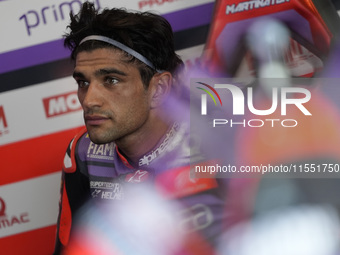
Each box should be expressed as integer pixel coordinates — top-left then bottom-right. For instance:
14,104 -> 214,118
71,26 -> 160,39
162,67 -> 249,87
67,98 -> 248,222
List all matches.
54,2 -> 227,254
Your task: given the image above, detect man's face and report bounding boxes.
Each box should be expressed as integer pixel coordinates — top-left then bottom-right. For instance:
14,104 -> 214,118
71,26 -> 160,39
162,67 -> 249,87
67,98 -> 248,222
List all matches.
73,48 -> 152,144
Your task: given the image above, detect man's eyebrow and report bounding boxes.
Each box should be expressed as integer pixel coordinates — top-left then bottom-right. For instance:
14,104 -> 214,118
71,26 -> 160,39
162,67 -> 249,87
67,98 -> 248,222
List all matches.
95,68 -> 128,77
73,71 -> 85,79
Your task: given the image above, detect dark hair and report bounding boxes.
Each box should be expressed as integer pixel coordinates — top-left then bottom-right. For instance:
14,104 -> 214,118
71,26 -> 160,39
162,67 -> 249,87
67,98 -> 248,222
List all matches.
64,2 -> 184,87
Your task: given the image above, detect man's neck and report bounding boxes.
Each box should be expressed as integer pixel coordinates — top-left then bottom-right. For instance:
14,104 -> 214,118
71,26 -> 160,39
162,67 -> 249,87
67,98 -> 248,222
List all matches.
115,117 -> 171,167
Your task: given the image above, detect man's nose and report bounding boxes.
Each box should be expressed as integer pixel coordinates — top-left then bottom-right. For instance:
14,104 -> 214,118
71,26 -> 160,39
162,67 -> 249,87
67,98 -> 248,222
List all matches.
81,82 -> 104,110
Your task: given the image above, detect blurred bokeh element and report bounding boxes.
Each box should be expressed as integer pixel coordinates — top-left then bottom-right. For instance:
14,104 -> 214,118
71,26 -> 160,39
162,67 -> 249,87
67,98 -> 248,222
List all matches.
63,185 -> 185,255
246,18 -> 291,79
218,205 -> 340,255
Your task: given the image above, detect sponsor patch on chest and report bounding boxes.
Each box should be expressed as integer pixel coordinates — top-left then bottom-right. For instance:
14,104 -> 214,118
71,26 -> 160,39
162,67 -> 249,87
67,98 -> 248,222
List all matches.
90,181 -> 124,200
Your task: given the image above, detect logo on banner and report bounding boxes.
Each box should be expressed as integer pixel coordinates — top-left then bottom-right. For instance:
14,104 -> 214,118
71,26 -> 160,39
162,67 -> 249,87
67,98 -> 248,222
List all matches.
226,0 -> 290,15
0,197 -> 30,229
0,198 -> 6,217
43,91 -> 82,118
196,81 -> 312,128
19,0 -> 102,36
0,106 -> 9,137
138,0 -> 181,10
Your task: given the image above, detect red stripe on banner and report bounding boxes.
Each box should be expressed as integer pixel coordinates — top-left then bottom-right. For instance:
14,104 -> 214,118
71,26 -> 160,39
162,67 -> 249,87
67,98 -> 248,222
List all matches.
0,225 -> 57,255
0,126 -> 84,186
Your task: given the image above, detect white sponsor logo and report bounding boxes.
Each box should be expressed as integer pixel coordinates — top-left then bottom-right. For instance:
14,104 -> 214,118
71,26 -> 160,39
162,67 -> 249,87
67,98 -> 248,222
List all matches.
139,123 -> 179,166
226,0 -> 290,15
125,170 -> 149,183
87,142 -> 115,160
90,181 -> 124,200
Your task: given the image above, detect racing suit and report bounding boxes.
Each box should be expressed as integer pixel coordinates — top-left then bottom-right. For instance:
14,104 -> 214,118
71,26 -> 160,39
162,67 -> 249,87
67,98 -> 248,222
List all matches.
54,121 -> 228,254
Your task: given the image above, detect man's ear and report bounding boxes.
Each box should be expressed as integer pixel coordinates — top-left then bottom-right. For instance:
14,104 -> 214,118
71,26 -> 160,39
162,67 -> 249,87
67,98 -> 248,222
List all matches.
149,72 -> 172,108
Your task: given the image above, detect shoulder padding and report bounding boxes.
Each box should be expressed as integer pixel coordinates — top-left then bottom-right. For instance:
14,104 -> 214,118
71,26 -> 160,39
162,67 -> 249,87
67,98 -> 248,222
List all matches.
63,128 -> 87,173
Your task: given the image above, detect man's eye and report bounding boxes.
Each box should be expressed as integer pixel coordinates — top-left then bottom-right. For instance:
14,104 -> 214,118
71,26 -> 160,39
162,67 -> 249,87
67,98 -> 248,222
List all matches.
77,80 -> 90,88
104,77 -> 119,85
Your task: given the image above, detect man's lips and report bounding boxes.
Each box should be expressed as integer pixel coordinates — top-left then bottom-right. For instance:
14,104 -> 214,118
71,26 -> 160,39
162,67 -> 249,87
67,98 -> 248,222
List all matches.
85,115 -> 109,125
